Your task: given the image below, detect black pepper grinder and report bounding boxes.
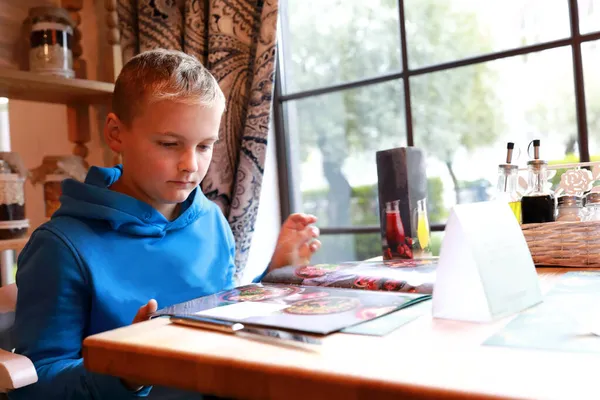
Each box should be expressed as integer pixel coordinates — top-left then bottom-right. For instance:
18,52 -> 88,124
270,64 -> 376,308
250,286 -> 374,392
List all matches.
521,140 -> 556,224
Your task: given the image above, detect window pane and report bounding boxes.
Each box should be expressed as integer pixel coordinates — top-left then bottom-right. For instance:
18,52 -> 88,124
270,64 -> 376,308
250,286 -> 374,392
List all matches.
286,81 -> 405,230
311,233 -> 381,263
580,0 -> 600,34
405,0 -> 570,68
411,47 -> 577,221
584,41 -> 600,155
279,0 -> 401,94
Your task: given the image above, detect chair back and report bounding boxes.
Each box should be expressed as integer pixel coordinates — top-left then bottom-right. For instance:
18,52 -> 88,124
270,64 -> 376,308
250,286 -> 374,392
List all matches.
0,284 -> 37,392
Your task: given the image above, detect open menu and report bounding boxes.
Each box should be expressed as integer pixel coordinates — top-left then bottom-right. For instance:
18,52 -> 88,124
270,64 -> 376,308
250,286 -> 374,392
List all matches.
153,258 -> 437,336
262,257 -> 436,293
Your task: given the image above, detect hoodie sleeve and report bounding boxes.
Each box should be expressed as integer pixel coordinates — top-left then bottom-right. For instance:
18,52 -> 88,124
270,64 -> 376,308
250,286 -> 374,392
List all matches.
10,228 -> 151,400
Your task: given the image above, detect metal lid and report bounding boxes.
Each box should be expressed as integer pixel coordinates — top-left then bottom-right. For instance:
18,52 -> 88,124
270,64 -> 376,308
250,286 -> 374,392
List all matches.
585,192 -> 600,205
527,159 -> 547,166
28,6 -> 75,27
558,195 -> 582,207
498,163 -> 518,172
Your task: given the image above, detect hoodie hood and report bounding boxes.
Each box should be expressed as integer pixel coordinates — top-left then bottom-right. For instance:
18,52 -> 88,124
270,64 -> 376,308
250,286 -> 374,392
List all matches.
54,165 -> 209,237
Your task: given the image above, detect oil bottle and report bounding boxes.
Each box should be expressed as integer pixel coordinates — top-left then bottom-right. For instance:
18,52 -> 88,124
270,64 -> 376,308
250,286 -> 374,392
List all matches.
494,142 -> 522,223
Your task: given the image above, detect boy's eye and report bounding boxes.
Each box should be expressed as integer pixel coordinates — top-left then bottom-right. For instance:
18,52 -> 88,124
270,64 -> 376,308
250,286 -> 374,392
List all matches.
197,144 -> 213,152
158,141 -> 177,148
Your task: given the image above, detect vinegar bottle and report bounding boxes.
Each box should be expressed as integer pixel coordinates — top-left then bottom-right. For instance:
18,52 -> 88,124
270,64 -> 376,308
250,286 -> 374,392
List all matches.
521,140 -> 555,224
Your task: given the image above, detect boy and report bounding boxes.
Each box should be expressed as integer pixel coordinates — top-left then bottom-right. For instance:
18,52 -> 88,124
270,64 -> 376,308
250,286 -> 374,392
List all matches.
9,49 -> 321,399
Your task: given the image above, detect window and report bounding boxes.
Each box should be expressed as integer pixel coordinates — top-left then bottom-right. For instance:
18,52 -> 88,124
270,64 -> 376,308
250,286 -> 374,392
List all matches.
274,0 -> 600,262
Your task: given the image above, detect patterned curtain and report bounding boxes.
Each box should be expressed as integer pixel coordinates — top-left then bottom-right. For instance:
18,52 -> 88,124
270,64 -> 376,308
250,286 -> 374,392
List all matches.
117,0 -> 279,281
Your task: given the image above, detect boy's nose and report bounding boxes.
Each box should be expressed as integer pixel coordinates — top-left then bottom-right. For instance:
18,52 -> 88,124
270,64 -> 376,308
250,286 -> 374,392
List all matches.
178,151 -> 199,173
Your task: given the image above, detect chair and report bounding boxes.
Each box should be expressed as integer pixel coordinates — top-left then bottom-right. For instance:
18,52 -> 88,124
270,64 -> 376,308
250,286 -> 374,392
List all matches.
0,283 -> 37,395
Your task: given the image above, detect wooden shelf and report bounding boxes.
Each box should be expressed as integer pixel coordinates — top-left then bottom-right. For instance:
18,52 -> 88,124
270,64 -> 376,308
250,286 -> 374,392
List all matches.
0,236 -> 29,252
0,68 -> 113,105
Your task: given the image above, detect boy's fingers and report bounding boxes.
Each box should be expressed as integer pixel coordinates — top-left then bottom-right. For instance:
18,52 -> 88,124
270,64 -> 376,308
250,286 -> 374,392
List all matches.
146,299 -> 158,314
298,226 -> 319,243
133,299 -> 158,324
287,213 -> 318,228
296,244 -> 312,265
297,239 -> 321,264
309,239 -> 321,253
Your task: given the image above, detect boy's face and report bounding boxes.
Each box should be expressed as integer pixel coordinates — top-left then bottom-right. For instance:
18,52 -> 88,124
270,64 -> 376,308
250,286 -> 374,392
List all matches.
105,99 -> 223,216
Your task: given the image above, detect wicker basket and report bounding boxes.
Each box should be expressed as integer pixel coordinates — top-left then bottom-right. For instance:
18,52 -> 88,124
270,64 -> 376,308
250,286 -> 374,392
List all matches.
522,220 -> 600,267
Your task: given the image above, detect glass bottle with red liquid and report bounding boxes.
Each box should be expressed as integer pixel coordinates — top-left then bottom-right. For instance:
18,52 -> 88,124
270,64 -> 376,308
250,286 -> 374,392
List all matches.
384,200 -> 411,259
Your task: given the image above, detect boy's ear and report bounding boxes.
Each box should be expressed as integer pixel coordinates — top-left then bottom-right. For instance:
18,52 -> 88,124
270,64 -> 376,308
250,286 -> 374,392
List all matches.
104,113 -> 125,153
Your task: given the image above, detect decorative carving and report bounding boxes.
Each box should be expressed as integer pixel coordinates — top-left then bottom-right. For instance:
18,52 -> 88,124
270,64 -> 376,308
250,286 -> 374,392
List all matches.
68,11 -> 81,26
61,0 -> 90,159
556,169 -> 595,196
72,143 -> 89,159
67,105 -> 90,161
106,12 -> 118,28
105,0 -> 123,164
61,0 -> 84,10
107,29 -> 120,45
105,0 -> 117,12
106,7 -> 121,46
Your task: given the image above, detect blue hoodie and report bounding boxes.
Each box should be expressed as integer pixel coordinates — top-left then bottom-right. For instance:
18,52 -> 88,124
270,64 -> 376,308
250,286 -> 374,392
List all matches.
10,165 -> 259,399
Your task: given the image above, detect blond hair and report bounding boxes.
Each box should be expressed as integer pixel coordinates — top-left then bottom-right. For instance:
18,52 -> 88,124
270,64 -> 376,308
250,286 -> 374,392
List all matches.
112,49 -> 225,126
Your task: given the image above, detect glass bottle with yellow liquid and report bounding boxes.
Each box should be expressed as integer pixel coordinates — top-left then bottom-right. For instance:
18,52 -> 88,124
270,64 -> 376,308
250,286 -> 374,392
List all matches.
412,198 -> 431,257
494,143 -> 522,223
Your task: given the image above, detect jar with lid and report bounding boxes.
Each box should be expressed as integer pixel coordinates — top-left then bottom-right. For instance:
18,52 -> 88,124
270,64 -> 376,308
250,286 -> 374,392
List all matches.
28,6 -> 75,78
556,195 -> 584,222
584,192 -> 600,221
0,160 -> 29,240
29,155 -> 88,219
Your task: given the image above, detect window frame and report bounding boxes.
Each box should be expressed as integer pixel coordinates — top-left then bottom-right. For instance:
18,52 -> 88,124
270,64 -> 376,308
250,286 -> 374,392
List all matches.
274,0 -> 600,237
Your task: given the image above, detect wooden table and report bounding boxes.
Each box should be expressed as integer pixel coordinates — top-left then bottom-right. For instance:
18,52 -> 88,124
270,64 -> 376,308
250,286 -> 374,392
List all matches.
83,268 -> 600,400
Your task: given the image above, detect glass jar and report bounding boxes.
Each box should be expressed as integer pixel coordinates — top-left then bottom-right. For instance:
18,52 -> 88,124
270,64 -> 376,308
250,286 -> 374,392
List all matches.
383,199 -> 407,259
584,192 -> 600,221
556,195 -> 583,222
414,198 -> 431,256
28,6 -> 75,78
0,160 -> 28,240
29,155 -> 88,219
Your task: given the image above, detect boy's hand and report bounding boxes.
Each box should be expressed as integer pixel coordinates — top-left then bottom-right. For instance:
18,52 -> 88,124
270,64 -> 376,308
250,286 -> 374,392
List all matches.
132,299 -> 157,324
269,213 -> 321,271
121,299 -> 158,391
